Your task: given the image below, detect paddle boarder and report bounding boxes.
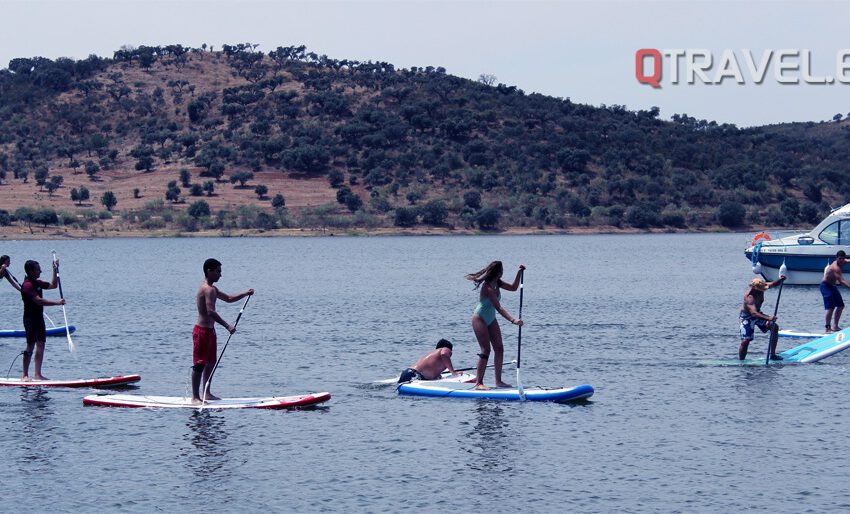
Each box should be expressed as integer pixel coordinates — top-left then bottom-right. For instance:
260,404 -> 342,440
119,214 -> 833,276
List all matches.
739,276 -> 785,361
0,255 -> 21,291
466,261 -> 524,390
192,258 -> 253,404
20,259 -> 65,381
821,250 -> 850,332
397,339 -> 461,383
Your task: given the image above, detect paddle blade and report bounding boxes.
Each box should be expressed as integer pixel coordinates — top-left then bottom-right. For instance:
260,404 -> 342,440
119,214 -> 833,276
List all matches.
67,334 -> 76,353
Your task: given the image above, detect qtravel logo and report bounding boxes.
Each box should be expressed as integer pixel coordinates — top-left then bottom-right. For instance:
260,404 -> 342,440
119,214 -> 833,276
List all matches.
635,48 -> 850,88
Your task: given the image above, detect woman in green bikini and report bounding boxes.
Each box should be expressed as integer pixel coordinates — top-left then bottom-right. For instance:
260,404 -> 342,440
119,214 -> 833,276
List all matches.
465,261 -> 525,390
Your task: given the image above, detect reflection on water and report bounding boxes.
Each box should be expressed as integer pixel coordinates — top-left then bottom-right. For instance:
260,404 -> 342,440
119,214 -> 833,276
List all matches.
184,411 -> 230,476
19,388 -> 55,469
463,402 -> 515,473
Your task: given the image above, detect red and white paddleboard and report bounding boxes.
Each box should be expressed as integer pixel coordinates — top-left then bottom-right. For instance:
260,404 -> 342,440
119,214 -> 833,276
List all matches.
0,375 -> 141,388
82,391 -> 331,409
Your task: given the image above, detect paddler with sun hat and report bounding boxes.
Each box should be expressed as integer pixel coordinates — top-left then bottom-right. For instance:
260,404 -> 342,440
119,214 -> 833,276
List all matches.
739,275 -> 785,361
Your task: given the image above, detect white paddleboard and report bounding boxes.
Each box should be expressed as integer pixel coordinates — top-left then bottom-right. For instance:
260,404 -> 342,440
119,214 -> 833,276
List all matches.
83,391 -> 331,409
0,374 -> 140,388
779,329 -> 828,339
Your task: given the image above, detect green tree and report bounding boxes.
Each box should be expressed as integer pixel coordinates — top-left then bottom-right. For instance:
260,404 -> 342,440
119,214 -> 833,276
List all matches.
420,200 -> 448,226
70,186 -> 90,205
179,168 -> 191,188
476,207 -> 501,230
101,191 -> 117,211
34,166 -> 49,191
271,193 -> 285,208
187,200 -> 211,218
203,181 -> 215,197
229,171 -> 254,187
717,201 -> 746,228
85,160 -> 100,180
345,193 -> 363,212
254,184 -> 268,199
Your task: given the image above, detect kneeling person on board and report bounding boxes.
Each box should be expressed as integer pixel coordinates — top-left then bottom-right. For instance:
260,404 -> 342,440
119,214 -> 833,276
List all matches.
820,250 -> 850,333
193,258 -> 253,404
398,339 -> 461,383
20,259 -> 65,381
739,276 -> 785,361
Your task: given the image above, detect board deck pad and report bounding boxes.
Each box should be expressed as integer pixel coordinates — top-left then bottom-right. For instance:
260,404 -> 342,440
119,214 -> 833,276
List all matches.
82,391 -> 331,409
0,325 -> 75,338
0,374 -> 140,388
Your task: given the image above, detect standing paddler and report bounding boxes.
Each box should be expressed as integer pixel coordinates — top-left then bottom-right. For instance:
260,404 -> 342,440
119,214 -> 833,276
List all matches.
738,276 -> 785,361
192,258 -> 253,404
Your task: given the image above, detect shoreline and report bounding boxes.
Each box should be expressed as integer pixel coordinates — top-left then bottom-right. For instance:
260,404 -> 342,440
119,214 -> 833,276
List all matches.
0,224 -> 785,241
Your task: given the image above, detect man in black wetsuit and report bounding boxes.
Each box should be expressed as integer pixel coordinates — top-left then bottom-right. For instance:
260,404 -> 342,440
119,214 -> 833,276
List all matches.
20,259 -> 64,381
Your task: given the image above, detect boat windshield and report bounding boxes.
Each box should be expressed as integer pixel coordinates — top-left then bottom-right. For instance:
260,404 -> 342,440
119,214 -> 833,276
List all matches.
819,221 -> 850,244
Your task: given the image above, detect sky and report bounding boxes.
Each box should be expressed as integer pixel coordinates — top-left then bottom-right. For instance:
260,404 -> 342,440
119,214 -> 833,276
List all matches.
2,0 -> 849,127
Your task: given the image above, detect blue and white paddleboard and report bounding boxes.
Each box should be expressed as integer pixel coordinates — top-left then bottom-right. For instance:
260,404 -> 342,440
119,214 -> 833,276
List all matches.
0,325 -> 75,338
398,374 -> 593,402
778,329 -> 827,339
704,327 -> 850,366
780,327 -> 850,363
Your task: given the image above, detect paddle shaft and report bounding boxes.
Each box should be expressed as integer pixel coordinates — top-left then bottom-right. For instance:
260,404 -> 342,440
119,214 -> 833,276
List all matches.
516,269 -> 525,400
204,294 -> 251,401
51,251 -> 75,352
765,281 -> 784,365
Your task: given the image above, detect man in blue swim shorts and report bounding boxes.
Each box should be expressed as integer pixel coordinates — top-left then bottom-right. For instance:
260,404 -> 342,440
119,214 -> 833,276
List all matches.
739,276 -> 785,360
821,250 -> 850,332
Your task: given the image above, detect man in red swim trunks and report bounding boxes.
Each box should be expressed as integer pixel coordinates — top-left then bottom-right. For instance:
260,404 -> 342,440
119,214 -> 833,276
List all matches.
193,258 -> 253,404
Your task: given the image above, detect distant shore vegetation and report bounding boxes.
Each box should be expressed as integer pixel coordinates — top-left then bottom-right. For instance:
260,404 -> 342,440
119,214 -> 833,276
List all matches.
2,43 -> 850,235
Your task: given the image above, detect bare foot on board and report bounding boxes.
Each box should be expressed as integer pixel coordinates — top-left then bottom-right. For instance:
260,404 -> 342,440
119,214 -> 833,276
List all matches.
474,383 -> 490,391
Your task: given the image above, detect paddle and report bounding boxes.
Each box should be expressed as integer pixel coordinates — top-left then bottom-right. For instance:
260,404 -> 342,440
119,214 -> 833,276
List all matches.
516,268 -> 525,401
765,262 -> 787,366
203,294 -> 251,402
50,251 -> 75,353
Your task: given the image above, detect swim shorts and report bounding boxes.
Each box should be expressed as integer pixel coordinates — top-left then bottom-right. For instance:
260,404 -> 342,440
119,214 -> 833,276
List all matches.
820,282 -> 845,310
398,368 -> 425,383
192,325 -> 217,365
739,311 -> 770,340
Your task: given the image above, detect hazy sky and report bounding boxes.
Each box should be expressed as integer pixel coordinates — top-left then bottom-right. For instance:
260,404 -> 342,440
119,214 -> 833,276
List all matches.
2,0 -> 849,127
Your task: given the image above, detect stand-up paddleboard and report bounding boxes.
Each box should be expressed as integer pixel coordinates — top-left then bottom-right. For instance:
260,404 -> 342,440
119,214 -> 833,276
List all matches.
0,325 -> 76,338
82,391 -> 331,409
779,329 -> 827,339
398,374 -> 593,402
703,328 -> 850,366
375,371 -> 477,386
0,374 -> 140,388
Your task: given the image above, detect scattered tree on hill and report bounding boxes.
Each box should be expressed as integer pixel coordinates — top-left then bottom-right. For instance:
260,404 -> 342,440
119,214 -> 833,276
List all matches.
101,191 -> 117,211
85,160 -> 100,180
187,200 -> 211,218
179,168 -> 191,188
203,181 -> 215,196
45,175 -> 63,197
229,171 -> 254,188
70,186 -> 90,205
165,181 -> 181,203
34,166 -> 49,191
271,193 -> 285,208
254,184 -> 268,199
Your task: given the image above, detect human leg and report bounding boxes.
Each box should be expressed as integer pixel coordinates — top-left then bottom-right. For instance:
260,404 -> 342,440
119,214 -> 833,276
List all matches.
472,316 -> 492,389
738,339 -> 751,360
488,322 -> 511,387
768,322 -> 783,360
826,307 -> 835,332
33,340 -> 47,380
834,306 -> 845,331
21,341 -> 34,380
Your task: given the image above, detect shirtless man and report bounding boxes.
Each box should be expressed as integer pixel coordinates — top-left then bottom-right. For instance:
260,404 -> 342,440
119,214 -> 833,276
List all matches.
20,259 -> 65,380
397,339 -> 461,383
820,250 -> 850,332
739,276 -> 785,361
192,258 -> 253,404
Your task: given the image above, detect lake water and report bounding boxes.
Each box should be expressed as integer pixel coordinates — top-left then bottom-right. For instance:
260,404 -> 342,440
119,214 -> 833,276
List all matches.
1,233 -> 848,512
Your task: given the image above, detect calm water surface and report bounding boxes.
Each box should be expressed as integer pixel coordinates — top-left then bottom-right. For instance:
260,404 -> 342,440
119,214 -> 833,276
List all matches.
0,233 -> 848,512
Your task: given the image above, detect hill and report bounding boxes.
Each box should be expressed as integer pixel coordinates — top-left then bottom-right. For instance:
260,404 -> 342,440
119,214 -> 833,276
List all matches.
2,43 -> 850,237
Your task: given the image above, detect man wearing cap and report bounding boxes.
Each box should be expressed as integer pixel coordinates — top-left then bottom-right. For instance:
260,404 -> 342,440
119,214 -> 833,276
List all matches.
821,250 -> 850,332
739,276 -> 786,360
